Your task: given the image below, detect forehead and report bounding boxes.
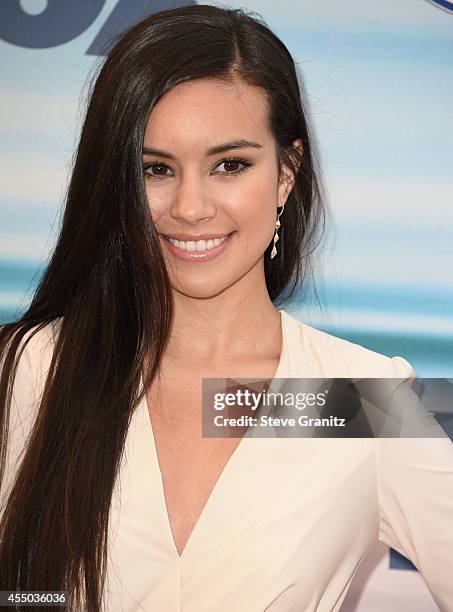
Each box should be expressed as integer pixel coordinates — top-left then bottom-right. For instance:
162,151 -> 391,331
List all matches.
143,78 -> 273,150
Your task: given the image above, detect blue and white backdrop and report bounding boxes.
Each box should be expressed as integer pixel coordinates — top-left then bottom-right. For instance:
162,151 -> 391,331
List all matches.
1,1 -> 452,610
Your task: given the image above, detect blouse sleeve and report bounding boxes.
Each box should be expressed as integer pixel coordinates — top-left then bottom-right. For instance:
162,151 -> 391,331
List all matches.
375,355 -> 453,612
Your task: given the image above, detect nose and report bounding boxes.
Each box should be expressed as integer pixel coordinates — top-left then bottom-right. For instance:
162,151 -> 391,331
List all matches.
170,172 -> 217,225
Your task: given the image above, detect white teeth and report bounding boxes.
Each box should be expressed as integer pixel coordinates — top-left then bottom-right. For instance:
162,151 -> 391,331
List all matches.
167,235 -> 229,252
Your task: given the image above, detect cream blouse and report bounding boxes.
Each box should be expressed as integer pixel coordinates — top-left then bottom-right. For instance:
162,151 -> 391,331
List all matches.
2,309 -> 453,611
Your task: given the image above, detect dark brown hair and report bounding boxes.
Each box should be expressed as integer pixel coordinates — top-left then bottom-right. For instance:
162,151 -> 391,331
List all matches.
0,4 -> 325,610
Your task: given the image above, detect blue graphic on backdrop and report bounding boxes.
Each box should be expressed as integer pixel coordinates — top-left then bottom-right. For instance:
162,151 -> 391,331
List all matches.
0,0 -> 105,48
0,0 -> 196,54
88,0 -> 196,56
425,0 -> 453,14
390,550 -> 417,571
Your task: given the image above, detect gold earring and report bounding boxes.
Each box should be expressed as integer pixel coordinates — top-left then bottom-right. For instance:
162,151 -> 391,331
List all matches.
270,203 -> 285,259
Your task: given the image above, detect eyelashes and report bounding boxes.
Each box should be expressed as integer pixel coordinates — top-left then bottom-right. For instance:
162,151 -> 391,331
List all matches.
142,157 -> 253,181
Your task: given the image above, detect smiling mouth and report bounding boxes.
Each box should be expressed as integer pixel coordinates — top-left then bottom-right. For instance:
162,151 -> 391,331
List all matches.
161,232 -> 234,252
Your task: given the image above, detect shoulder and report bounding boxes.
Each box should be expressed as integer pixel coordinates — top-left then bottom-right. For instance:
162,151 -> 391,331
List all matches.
14,318 -> 62,393
2,318 -> 62,423
0,318 -> 62,505
21,317 -> 62,355
281,309 -> 416,379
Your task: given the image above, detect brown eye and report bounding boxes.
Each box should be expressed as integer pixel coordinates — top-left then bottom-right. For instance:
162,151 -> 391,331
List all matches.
223,160 -> 241,172
216,157 -> 252,176
143,162 -> 171,179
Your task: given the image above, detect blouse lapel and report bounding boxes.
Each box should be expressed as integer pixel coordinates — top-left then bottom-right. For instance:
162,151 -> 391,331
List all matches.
109,309 -> 307,571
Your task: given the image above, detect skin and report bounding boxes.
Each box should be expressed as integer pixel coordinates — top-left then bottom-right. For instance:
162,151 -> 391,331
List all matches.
143,76 -> 302,365
141,77 -> 303,556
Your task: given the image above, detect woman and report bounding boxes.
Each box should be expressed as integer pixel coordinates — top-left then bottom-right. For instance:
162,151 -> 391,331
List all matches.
0,5 -> 452,611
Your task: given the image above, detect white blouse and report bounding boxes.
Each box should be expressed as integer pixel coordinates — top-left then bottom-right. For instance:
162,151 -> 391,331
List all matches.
2,309 -> 453,611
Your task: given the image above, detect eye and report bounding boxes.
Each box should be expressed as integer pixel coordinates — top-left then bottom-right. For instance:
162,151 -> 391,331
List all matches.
143,162 -> 172,180
215,157 -> 252,176
142,156 -> 253,181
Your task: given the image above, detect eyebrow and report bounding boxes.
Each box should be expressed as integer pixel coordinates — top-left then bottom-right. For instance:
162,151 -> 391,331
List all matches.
142,139 -> 263,159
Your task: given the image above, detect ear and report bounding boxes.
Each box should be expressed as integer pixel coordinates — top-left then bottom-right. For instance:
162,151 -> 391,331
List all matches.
277,139 -> 303,208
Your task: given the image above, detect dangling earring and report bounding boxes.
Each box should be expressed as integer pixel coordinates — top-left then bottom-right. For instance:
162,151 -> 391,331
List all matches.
270,202 -> 285,259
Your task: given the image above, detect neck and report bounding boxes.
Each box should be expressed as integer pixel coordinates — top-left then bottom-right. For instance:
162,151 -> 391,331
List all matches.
165,270 -> 281,365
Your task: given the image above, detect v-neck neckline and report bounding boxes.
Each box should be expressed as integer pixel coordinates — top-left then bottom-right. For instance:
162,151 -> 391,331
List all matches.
138,308 -> 292,560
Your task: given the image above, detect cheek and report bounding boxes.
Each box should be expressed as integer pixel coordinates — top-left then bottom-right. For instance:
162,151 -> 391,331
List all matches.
144,184 -> 167,223
230,185 -> 277,237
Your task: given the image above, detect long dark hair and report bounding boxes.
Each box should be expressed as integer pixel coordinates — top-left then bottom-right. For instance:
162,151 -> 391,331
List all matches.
0,4 -> 325,610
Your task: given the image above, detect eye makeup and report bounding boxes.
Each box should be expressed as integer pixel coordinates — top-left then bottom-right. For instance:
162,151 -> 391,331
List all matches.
142,156 -> 253,180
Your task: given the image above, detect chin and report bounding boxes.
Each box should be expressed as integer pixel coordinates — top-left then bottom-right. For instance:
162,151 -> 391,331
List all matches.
172,283 -> 231,300
170,271 -> 243,299
168,257 -> 262,300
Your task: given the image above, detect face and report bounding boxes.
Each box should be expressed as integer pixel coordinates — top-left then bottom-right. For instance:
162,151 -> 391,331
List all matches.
142,77 -> 301,299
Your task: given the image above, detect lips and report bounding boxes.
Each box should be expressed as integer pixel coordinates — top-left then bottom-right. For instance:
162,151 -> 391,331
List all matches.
168,235 -> 227,251
159,231 -> 236,262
